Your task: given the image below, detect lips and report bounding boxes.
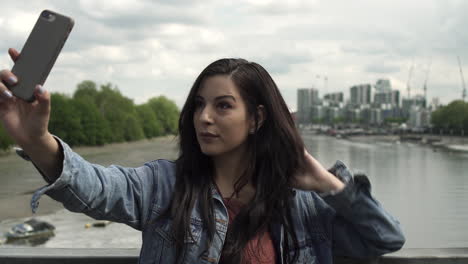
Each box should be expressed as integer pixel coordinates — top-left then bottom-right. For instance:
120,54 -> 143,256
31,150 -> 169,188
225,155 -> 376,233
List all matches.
198,132 -> 219,143
199,132 -> 219,138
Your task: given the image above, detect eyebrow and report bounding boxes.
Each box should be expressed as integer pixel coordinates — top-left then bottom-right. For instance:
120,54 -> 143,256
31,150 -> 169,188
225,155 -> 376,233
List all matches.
195,95 -> 237,102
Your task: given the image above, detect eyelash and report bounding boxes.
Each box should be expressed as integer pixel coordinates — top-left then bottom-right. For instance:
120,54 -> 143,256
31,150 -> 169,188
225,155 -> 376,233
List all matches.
194,100 -> 232,110
194,100 -> 204,109
217,102 -> 232,110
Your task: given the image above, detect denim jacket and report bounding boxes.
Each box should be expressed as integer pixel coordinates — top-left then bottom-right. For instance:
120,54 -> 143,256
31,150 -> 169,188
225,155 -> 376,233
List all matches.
25,137 -> 405,264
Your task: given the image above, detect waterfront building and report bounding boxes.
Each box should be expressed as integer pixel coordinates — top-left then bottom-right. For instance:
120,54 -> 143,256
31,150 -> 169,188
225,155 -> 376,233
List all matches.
402,95 -> 426,118
311,105 -> 325,123
409,106 -> 431,128
324,106 -> 344,124
375,79 -> 392,93
374,90 -> 400,108
370,108 -> 383,125
344,107 -> 364,123
360,107 -> 372,125
324,92 -> 344,103
297,88 -> 319,124
350,84 -> 372,106
429,97 -> 440,111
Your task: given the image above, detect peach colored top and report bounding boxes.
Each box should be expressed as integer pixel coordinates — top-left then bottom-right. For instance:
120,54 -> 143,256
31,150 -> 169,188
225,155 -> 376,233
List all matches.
219,198 -> 277,264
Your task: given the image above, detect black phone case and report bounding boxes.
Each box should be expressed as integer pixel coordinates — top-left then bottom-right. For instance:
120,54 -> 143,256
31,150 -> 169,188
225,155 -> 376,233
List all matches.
9,10 -> 74,102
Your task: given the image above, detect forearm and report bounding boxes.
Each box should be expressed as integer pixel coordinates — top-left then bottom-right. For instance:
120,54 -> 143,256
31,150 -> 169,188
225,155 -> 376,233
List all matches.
321,162 -> 405,257
28,136 -> 157,230
306,153 -> 346,193
326,179 -> 406,257
21,132 -> 63,182
321,170 -> 345,193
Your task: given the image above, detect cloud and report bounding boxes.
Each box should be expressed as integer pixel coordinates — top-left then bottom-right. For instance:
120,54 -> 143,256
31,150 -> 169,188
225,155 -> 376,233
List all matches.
1,0 -> 467,110
365,63 -> 400,74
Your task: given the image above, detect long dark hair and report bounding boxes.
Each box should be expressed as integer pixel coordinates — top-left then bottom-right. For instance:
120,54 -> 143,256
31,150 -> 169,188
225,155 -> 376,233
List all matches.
171,58 -> 307,263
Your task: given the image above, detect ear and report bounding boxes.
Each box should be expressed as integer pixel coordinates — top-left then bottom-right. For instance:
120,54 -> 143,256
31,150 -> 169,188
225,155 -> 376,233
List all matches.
249,105 -> 266,133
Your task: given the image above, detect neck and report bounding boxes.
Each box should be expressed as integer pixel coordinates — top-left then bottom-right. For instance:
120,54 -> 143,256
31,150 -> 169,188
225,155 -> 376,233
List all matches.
212,144 -> 255,202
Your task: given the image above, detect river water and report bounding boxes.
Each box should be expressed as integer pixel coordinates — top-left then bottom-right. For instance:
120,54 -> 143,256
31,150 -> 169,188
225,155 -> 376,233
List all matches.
0,133 -> 467,248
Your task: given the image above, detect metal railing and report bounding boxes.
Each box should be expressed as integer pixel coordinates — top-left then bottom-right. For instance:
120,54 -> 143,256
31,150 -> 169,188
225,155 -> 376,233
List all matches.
1,248 -> 467,264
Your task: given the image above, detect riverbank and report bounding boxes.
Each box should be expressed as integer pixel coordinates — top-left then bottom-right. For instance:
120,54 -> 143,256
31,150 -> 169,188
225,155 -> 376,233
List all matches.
0,135 -> 178,222
340,134 -> 468,152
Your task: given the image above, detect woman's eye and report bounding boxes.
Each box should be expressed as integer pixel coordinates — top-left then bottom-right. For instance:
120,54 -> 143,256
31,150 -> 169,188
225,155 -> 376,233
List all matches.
194,100 -> 204,109
217,102 -> 232,110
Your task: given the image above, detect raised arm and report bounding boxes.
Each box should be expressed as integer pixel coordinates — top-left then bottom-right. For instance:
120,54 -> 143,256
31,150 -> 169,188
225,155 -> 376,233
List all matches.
293,151 -> 405,257
25,137 -> 159,231
1,48 -> 160,231
318,162 -> 405,257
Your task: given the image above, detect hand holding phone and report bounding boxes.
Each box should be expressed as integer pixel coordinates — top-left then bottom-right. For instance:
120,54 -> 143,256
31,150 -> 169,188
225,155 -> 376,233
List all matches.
7,10 -> 74,102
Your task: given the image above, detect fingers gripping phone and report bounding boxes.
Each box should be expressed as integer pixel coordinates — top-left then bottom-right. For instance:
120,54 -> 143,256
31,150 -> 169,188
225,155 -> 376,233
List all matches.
8,10 -> 74,102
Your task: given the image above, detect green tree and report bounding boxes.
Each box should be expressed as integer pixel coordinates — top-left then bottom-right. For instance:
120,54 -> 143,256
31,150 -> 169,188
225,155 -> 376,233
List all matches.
148,96 -> 180,135
464,103 -> 468,132
312,117 -> 324,124
73,80 -> 99,105
431,100 -> 468,133
49,93 -> 84,146
0,125 -> 14,151
123,115 -> 145,141
332,117 -> 345,124
384,117 -> 407,124
431,108 -> 443,128
96,83 -> 141,142
136,104 -> 163,138
72,99 -> 111,145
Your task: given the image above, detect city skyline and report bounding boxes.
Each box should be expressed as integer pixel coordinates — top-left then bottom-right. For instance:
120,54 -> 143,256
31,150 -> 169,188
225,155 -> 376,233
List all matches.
298,79 -> 402,106
296,79 -> 433,127
1,0 -> 467,111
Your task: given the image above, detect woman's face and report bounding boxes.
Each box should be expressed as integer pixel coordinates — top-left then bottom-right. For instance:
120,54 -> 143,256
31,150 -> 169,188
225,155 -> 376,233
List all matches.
193,75 -> 253,157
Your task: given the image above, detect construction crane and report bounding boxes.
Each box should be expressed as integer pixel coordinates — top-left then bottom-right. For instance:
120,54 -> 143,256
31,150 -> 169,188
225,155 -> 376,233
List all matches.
457,56 -> 467,101
406,60 -> 415,98
423,58 -> 431,106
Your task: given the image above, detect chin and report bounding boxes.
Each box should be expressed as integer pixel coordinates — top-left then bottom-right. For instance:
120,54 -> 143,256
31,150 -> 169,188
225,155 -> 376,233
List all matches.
199,146 -> 222,157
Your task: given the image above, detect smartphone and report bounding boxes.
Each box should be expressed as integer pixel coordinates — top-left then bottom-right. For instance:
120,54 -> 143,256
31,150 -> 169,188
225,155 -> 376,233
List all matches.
8,10 -> 74,102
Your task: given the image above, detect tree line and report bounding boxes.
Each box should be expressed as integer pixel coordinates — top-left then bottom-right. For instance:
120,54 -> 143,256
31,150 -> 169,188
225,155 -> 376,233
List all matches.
431,100 -> 468,133
0,80 -> 180,151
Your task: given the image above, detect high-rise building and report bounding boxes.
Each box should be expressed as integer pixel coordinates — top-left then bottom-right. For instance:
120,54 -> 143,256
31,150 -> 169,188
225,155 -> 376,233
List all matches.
324,92 -> 344,103
409,106 -> 431,128
374,90 -> 400,107
297,88 -> 319,124
402,95 -> 426,118
350,84 -> 372,105
375,79 -> 392,93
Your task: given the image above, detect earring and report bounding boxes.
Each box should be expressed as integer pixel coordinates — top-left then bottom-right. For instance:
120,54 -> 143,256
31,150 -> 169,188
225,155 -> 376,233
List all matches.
249,128 -> 255,134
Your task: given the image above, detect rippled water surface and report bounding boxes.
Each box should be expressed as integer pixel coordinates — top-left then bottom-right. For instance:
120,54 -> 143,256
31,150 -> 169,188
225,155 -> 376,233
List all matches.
1,134 -> 467,248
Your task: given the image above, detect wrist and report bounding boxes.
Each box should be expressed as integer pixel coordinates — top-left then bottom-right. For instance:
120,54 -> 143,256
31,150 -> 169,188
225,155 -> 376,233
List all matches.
21,132 -> 57,156
321,172 -> 346,193
21,132 -> 63,182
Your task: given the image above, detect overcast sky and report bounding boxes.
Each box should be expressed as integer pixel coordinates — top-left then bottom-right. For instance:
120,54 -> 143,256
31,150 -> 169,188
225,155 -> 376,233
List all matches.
1,0 -> 467,110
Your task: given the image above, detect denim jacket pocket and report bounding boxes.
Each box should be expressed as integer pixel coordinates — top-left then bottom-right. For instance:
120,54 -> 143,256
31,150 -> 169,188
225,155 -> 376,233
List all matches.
290,232 -> 329,264
141,218 -> 202,264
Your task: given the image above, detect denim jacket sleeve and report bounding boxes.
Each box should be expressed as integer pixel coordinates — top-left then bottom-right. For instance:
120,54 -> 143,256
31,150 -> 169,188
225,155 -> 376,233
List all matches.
319,161 -> 405,258
24,136 -> 157,231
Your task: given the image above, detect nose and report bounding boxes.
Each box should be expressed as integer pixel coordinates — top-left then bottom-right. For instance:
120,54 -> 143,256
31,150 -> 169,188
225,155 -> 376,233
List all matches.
197,104 -> 214,125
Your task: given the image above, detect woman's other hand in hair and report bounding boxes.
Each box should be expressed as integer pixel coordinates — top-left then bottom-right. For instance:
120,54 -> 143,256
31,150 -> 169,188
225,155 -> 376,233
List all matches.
293,150 -> 345,193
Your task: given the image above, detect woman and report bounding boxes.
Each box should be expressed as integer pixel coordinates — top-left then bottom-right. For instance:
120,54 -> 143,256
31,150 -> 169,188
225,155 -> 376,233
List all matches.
0,49 -> 404,264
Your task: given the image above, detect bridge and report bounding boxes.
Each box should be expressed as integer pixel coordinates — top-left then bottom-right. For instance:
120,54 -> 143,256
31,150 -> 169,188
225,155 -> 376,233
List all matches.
1,248 -> 467,263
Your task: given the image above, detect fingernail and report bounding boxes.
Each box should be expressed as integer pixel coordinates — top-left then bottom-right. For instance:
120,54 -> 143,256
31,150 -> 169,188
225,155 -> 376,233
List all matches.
3,90 -> 13,98
36,84 -> 44,94
7,76 -> 17,85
